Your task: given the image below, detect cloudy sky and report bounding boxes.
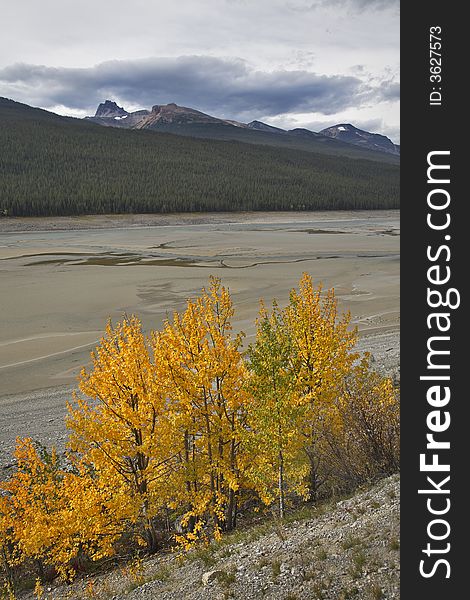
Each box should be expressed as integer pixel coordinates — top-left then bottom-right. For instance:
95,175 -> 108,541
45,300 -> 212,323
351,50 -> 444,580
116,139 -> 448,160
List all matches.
0,0 -> 399,142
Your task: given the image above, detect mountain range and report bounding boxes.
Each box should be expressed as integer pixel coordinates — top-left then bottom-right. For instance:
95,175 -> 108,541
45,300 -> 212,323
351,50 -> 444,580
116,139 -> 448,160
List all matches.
86,100 -> 400,158
0,96 -> 400,217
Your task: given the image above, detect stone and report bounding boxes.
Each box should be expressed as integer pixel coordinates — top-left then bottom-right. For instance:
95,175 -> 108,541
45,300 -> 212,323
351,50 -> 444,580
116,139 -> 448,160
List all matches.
202,570 -> 225,586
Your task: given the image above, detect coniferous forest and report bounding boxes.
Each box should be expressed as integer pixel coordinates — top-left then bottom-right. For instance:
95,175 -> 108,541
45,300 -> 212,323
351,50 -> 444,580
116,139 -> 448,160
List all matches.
0,98 -> 399,217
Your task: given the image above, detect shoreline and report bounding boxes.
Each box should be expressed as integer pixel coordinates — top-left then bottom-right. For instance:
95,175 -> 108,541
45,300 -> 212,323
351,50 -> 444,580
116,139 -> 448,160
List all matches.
0,209 -> 399,234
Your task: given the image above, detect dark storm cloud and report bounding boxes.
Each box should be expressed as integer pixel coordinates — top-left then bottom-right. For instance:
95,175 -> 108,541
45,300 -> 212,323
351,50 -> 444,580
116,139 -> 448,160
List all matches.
0,56 -> 370,118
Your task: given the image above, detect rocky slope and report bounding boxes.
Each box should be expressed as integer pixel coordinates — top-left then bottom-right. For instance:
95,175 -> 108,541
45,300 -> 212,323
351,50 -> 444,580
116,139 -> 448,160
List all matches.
134,103 -> 231,129
21,475 -> 399,600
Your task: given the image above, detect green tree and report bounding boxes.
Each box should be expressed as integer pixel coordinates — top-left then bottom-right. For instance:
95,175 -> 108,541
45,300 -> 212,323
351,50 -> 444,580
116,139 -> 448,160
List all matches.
246,301 -> 308,517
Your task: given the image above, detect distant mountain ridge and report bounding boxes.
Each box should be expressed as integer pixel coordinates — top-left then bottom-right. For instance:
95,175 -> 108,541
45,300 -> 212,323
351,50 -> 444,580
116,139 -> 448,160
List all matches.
86,100 -> 399,158
320,123 -> 400,156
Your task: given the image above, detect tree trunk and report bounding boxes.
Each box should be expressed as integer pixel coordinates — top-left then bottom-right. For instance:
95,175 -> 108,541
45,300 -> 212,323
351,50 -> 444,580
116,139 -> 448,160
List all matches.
278,450 -> 285,519
35,558 -> 45,581
144,520 -> 160,554
225,488 -> 236,531
305,445 -> 321,503
1,545 -> 14,590
307,459 -> 318,503
141,492 -> 159,554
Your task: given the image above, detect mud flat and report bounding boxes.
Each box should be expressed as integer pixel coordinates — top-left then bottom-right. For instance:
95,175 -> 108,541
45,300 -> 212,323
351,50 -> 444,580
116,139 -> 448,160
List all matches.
0,211 -> 399,466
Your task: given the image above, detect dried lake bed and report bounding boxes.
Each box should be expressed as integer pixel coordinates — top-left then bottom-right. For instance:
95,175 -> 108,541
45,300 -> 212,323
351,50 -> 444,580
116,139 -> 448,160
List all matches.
0,210 -> 399,465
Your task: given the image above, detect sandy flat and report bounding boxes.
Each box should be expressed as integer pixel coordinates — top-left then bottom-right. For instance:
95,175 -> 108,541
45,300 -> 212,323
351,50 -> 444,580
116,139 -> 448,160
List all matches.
0,211 -> 399,466
0,211 -> 399,392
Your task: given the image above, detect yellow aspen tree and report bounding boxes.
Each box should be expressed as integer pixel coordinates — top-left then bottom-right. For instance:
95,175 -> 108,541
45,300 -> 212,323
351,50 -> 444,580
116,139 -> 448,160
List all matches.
283,273 -> 358,501
0,439 -> 121,581
154,277 -> 248,542
0,491 -> 14,591
0,439 -> 71,579
53,460 -> 127,571
246,301 -> 308,518
67,316 -> 174,554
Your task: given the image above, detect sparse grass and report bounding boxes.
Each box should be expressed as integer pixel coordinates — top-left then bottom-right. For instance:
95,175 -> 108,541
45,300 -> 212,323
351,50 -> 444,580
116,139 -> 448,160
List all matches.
284,593 -> 298,600
284,502 -> 329,524
349,565 -> 361,581
389,536 -> 400,551
349,550 -> 367,580
213,521 -> 273,549
312,581 -> 326,599
271,559 -> 282,579
216,570 -> 236,588
341,535 -> 362,550
316,547 -> 328,560
370,501 -> 381,509
284,506 -> 314,523
190,546 -> 217,568
273,521 -> 287,542
387,489 -> 397,500
353,550 -> 367,570
370,584 -> 384,599
151,563 -> 172,582
218,547 -> 232,559
124,579 -> 148,594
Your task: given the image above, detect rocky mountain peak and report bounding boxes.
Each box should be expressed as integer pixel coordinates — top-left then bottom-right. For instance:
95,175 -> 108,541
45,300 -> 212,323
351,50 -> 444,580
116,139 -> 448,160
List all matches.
95,100 -> 128,118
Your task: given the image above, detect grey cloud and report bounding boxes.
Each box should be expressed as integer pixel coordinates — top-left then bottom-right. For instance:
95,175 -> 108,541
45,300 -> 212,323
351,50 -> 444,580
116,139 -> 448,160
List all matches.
377,80 -> 400,101
344,0 -> 399,7
0,56 -> 371,119
288,0 -> 399,13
